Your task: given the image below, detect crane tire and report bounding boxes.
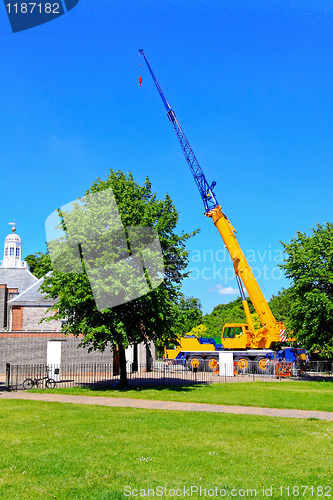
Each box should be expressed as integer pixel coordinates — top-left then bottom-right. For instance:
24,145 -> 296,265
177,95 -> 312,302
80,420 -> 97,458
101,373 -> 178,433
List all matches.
187,355 -> 204,372
207,356 -> 219,372
255,356 -> 274,375
235,356 -> 251,373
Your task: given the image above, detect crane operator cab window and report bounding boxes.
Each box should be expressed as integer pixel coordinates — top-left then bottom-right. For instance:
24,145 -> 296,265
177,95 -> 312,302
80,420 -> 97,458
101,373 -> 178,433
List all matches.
234,327 -> 243,338
223,327 -> 243,339
223,327 -> 234,338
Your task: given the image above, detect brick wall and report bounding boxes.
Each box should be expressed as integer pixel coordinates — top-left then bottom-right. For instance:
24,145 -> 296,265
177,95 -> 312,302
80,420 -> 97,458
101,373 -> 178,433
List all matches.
0,334 -> 114,373
22,306 -> 62,332
0,334 -> 157,375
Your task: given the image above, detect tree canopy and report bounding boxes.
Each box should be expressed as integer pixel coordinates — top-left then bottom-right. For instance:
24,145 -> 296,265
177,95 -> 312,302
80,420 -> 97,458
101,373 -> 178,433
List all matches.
40,169 -> 197,386
202,297 -> 259,338
269,287 -> 294,324
25,251 -> 52,279
280,222 -> 333,357
171,295 -> 203,337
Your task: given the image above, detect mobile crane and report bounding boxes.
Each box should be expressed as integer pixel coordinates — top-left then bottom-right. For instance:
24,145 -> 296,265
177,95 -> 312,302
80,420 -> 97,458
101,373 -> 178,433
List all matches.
139,50 -> 308,373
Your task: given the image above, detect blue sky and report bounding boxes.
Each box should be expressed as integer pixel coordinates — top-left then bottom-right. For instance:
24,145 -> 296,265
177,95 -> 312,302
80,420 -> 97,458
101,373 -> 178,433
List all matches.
0,0 -> 332,314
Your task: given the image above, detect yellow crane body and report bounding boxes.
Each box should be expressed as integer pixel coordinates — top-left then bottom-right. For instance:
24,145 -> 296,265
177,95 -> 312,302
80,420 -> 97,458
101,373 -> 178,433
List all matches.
208,206 -> 285,349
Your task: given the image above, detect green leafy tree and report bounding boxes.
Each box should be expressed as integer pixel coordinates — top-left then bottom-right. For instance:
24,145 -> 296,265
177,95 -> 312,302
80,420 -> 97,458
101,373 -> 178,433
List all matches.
187,324 -> 207,338
202,297 -> 262,339
25,251 -> 52,278
280,222 -> 333,357
155,295 -> 203,357
250,312 -> 261,330
40,169 -> 197,387
269,288 -> 294,324
173,295 -> 203,336
203,297 -> 247,338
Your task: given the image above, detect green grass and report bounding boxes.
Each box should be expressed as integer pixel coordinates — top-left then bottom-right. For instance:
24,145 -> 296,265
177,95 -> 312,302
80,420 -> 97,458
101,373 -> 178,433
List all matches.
0,399 -> 332,499
32,380 -> 333,412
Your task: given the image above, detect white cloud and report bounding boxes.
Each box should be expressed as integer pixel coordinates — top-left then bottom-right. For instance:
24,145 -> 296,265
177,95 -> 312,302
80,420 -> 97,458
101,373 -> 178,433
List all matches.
209,284 -> 239,295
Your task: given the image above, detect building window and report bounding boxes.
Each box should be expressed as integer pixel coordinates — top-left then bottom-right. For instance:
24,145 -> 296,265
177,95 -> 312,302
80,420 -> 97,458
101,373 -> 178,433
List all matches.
10,247 -> 14,256
5,248 -> 8,256
16,248 -> 20,257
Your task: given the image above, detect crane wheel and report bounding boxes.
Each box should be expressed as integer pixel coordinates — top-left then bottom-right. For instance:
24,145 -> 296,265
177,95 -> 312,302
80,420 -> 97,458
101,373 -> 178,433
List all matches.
255,356 -> 273,375
187,356 -> 203,372
235,356 -> 251,373
207,357 -> 219,372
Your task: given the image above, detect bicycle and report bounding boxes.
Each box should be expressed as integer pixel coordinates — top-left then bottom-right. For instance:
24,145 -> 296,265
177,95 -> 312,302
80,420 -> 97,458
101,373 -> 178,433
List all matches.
23,371 -> 56,390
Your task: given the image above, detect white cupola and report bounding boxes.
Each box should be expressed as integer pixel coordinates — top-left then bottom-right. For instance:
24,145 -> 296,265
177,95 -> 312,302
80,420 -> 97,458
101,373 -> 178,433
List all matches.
1,222 -> 28,269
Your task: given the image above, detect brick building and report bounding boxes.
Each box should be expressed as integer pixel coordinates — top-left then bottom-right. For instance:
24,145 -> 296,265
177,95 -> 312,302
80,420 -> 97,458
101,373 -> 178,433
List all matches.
0,223 -> 154,373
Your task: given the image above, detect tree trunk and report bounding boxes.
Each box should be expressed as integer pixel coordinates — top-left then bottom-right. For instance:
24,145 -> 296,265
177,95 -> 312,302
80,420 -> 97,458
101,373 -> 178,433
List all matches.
118,343 -> 128,389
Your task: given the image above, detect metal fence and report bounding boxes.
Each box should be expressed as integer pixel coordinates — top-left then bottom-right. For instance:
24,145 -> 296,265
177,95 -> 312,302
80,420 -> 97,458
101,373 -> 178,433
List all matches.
304,360 -> 333,375
4,359 -> 333,391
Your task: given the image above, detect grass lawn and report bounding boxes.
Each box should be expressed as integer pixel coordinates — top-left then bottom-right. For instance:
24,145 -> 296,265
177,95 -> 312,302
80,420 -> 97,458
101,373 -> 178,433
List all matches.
31,380 -> 333,412
0,399 -> 332,499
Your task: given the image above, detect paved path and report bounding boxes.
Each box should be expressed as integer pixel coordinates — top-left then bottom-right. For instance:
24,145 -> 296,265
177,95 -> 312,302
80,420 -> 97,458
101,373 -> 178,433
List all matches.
1,391 -> 333,420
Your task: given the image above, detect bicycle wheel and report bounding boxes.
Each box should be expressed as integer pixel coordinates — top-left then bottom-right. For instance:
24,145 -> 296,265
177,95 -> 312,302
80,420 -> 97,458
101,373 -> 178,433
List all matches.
23,378 -> 34,390
46,378 -> 56,389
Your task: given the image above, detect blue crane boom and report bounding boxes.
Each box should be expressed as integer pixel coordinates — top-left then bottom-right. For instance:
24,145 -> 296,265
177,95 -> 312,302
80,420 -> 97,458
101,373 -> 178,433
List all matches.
138,49 -> 218,213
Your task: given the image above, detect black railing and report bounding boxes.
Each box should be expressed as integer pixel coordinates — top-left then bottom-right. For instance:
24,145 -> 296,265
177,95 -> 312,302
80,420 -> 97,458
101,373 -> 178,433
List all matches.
4,360 -> 333,391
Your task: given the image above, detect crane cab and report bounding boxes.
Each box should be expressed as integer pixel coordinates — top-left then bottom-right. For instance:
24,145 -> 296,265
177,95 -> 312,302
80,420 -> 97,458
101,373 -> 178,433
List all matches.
221,324 -> 250,349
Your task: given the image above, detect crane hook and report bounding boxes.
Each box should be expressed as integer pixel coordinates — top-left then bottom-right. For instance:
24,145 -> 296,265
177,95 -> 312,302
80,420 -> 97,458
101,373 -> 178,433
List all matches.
139,52 -> 142,85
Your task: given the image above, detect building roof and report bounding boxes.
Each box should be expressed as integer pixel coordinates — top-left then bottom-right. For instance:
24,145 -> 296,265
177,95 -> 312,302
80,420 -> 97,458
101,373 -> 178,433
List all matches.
8,275 -> 56,306
5,232 -> 21,242
0,268 -> 38,293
